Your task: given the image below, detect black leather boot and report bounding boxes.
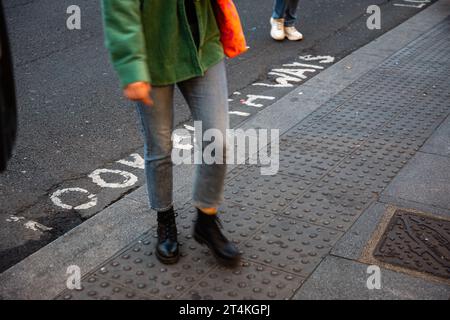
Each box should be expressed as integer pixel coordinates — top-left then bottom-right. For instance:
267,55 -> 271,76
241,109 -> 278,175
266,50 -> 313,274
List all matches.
193,209 -> 241,268
156,207 -> 179,264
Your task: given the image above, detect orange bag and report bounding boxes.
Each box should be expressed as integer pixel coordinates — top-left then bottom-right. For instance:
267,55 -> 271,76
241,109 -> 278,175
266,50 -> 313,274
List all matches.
212,0 -> 248,58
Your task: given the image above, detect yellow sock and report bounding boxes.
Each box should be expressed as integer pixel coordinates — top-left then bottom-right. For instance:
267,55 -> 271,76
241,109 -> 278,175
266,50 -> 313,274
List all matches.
198,207 -> 218,215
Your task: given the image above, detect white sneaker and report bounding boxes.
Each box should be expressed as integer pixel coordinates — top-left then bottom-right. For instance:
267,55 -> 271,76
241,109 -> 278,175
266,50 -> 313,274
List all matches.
284,26 -> 303,41
270,18 -> 285,41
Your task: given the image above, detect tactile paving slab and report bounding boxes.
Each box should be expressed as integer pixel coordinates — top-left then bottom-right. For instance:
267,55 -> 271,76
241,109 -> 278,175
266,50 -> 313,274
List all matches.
373,210 -> 450,280
374,63 -> 443,93
58,202 -> 277,300
277,142 -> 346,181
282,182 -> 373,232
242,216 -> 343,277
322,138 -> 418,196
87,232 -> 217,300
369,129 -> 426,152
56,274 -> 152,300
317,107 -> 389,132
356,137 -> 418,164
294,71 -> 387,131
181,260 -> 304,300
284,123 -> 371,154
177,202 -> 275,247
224,166 -> 312,212
378,19 -> 450,69
387,95 -> 450,138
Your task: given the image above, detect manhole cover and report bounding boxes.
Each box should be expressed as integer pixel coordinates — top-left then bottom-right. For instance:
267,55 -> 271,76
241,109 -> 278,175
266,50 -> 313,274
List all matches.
374,210 -> 450,279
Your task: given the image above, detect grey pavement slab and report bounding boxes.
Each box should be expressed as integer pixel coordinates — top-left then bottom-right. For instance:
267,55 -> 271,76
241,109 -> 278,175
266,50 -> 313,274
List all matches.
238,85 -> 334,135
293,255 -> 450,300
56,273 -> 153,300
331,202 -> 389,260
282,180 -> 375,232
302,52 -> 385,92
224,166 -> 313,212
379,195 -> 450,220
382,152 -> 450,213
421,115 -> 450,157
180,261 -> 304,300
242,216 -> 343,278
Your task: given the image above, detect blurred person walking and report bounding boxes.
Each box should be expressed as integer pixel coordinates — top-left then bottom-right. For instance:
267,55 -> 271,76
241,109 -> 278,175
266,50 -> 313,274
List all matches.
101,0 -> 246,267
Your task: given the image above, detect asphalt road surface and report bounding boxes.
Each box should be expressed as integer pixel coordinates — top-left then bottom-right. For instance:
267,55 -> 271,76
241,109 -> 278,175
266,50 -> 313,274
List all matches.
0,0 -> 436,272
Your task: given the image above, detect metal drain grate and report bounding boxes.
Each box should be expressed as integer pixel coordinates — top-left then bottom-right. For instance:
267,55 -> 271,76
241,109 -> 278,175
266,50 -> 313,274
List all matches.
374,210 -> 450,279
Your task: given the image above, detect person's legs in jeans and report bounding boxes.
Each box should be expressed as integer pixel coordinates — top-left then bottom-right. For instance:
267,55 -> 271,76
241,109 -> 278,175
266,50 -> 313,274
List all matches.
136,85 -> 175,211
137,61 -> 229,212
177,60 -> 229,211
273,0 -> 300,25
136,60 -> 239,267
284,0 -> 300,27
136,85 -> 181,264
272,0 -> 287,20
178,60 -> 240,267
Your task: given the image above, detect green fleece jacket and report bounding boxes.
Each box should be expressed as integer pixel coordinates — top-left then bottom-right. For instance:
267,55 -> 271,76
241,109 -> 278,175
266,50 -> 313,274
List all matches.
101,0 -> 225,87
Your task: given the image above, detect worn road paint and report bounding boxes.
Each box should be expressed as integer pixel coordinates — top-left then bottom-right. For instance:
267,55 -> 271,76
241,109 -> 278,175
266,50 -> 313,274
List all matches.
242,95 -> 276,108
394,3 -> 426,8
117,153 -> 144,169
394,0 -> 430,9
298,55 -> 335,64
229,111 -> 250,117
51,188 -> 98,210
253,71 -> 300,87
253,55 -> 335,88
282,62 -> 325,70
24,221 -> 53,232
6,215 -> 25,223
89,169 -> 138,189
6,215 -> 53,233
393,3 -> 427,8
271,68 -> 318,80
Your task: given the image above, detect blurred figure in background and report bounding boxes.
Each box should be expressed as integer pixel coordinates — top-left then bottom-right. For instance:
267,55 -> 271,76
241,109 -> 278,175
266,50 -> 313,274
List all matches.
270,0 -> 303,41
0,0 -> 17,172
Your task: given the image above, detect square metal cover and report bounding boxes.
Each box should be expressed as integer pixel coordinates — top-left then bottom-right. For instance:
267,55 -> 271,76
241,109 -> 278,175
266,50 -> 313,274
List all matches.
374,210 -> 450,279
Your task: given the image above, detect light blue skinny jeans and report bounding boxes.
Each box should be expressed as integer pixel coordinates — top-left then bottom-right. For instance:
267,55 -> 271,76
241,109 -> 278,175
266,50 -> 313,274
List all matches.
136,60 -> 229,211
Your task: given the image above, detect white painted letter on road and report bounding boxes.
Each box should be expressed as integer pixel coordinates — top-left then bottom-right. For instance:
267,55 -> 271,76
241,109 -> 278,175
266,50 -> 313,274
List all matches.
51,188 -> 98,210
299,55 -> 335,64
242,95 -> 275,108
89,169 -> 138,189
117,153 -> 145,169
